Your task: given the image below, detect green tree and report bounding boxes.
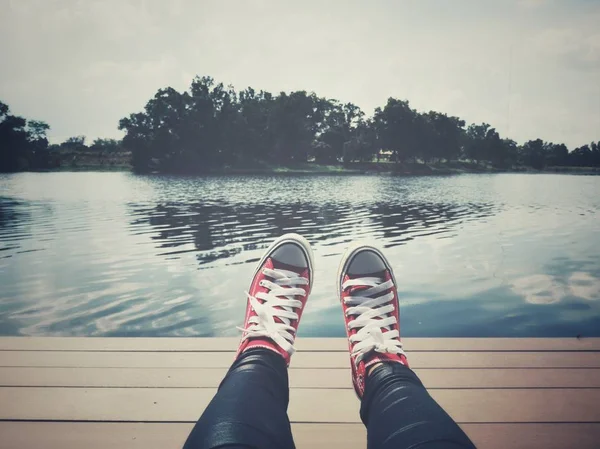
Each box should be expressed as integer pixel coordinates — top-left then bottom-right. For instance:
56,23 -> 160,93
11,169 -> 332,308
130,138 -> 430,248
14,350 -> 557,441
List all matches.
90,138 -> 122,152
373,98 -> 419,163
421,112 -> 465,162
120,86 -> 194,172
463,123 -> 513,167
27,120 -> 50,141
483,128 -> 504,167
544,142 -> 569,166
569,144 -> 593,167
61,136 -> 87,151
591,142 -> 600,166
0,101 -> 30,171
0,102 -> 52,171
520,139 -> 546,169
116,74 -> 599,173
237,88 -> 273,163
344,118 -> 378,162
464,123 -> 490,162
314,100 -> 365,163
501,138 -> 519,167
26,120 -> 51,168
268,91 -> 323,163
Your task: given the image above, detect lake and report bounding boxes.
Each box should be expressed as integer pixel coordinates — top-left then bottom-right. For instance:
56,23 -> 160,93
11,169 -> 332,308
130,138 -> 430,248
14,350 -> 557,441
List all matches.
1,172 -> 599,338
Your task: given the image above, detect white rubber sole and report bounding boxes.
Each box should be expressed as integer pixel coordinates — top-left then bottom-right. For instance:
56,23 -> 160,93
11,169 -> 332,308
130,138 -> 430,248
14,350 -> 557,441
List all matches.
252,233 -> 315,288
336,242 -> 397,301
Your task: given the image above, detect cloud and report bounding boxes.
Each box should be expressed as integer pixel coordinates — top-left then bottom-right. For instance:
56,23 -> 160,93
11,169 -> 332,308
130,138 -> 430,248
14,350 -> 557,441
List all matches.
0,0 -> 599,147
532,27 -> 600,71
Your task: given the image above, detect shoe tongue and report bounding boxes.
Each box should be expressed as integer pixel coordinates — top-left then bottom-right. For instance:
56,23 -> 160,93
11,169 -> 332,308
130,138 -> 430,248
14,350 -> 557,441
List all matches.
265,258 -> 304,326
348,284 -> 370,295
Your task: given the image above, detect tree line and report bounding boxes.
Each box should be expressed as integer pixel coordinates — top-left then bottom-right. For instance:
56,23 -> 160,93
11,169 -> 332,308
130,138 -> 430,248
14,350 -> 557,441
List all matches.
118,76 -> 599,172
2,75 -> 600,173
0,101 -> 53,171
0,100 -> 123,172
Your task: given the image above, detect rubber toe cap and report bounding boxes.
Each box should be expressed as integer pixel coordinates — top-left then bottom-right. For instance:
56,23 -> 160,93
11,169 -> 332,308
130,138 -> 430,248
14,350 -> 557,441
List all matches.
271,243 -> 309,269
347,249 -> 387,276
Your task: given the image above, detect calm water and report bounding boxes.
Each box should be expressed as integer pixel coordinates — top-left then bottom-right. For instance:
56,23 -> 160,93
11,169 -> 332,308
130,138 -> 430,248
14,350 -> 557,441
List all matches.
1,172 -> 599,337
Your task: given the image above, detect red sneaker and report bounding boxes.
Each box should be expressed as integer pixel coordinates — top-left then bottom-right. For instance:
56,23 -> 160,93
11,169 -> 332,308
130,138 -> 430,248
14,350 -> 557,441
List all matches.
337,243 -> 408,397
236,233 -> 314,366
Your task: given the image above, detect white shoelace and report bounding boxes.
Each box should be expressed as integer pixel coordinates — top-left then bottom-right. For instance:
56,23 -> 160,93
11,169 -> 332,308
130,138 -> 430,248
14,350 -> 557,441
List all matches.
343,276 -> 405,366
238,267 -> 309,356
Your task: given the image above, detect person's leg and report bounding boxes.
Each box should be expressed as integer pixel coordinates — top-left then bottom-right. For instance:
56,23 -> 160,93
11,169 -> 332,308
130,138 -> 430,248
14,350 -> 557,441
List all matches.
183,233 -> 315,449
361,363 -> 475,448
337,243 -> 476,449
183,348 -> 294,449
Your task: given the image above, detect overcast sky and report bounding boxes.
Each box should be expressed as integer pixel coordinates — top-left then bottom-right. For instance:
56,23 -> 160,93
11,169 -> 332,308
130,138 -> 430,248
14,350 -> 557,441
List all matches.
1,0 -> 599,147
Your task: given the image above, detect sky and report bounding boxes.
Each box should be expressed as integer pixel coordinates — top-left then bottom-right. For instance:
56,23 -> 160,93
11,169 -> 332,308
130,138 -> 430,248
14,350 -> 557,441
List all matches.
1,0 -> 599,147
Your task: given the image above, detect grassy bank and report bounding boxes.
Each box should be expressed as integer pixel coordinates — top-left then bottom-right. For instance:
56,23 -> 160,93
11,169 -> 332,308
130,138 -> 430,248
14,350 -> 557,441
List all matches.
51,150 -> 132,171
33,154 -> 600,176
214,161 -> 505,176
214,161 -> 600,176
542,166 -> 600,175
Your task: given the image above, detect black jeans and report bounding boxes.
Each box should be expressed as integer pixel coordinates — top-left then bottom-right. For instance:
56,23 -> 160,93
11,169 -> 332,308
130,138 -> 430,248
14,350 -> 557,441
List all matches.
183,349 -> 476,449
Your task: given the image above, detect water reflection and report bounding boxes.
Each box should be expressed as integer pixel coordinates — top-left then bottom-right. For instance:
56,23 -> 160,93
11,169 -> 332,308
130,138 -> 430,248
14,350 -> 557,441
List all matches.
129,199 -> 498,268
511,272 -> 600,304
568,272 -> 600,301
0,199 -> 30,256
0,172 -> 599,337
511,275 -> 568,305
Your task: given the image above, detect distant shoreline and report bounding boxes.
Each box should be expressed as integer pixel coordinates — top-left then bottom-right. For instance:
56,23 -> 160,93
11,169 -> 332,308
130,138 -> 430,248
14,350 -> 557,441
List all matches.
24,159 -> 600,176
212,163 -> 600,176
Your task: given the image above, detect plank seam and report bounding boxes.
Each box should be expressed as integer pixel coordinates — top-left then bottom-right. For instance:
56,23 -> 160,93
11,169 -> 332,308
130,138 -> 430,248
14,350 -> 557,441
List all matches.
1,419 -> 600,424
3,366 -> 598,369
1,385 -> 599,390
2,349 -> 599,353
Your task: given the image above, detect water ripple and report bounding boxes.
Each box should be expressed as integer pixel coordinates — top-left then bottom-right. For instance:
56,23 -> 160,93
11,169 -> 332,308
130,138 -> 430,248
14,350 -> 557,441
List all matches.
1,172 -> 599,337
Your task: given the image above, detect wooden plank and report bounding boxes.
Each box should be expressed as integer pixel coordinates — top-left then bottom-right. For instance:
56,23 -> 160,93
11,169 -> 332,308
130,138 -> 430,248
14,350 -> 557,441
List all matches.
1,422 -> 599,449
464,423 -> 600,449
1,337 -> 598,352
2,367 -> 600,389
1,387 -> 599,423
1,350 -> 599,368
0,422 -> 195,449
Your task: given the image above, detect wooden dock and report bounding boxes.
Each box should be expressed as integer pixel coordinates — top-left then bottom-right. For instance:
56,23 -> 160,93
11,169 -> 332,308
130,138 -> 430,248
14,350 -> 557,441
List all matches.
1,337 -> 599,448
